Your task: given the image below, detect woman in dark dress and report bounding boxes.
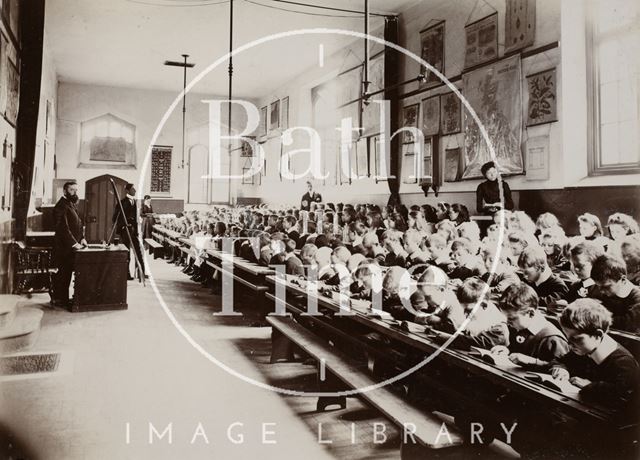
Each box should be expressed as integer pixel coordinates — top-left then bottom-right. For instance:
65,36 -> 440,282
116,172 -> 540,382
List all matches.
141,195 -> 154,239
476,161 -> 515,215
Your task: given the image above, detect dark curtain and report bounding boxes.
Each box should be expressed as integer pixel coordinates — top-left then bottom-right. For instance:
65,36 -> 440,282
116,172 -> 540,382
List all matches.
384,16 -> 401,208
12,0 -> 46,240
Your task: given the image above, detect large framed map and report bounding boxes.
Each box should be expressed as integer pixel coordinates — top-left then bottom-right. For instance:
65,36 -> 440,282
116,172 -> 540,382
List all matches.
462,55 -> 523,179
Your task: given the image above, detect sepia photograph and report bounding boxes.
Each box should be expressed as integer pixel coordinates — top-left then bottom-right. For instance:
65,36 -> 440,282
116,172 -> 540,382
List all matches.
0,0 -> 639,459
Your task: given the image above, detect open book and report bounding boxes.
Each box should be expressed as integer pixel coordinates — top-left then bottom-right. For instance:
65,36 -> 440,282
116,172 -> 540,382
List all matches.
469,347 -> 520,371
524,372 -> 581,397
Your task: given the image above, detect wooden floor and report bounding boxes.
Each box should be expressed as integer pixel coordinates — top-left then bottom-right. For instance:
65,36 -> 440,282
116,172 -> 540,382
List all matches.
0,255 -> 524,459
0,257 -> 399,459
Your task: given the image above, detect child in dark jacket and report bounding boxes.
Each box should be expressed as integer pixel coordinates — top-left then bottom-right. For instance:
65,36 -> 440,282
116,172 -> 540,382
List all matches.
498,283 -> 570,366
551,299 -> 639,422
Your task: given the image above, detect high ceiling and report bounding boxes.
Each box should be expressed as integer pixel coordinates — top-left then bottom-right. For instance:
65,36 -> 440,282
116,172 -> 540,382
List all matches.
45,0 -> 419,98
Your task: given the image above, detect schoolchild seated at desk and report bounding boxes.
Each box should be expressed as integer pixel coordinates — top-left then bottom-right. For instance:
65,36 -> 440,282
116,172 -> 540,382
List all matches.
550,299 -> 639,420
591,254 -> 640,333
518,245 -> 569,310
427,277 -> 509,349
555,241 -> 604,308
447,238 -> 484,282
498,283 -> 570,367
408,266 -> 465,328
479,244 -> 520,295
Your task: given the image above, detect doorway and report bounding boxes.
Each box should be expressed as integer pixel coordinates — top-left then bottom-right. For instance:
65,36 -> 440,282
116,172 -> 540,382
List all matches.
84,174 -> 128,243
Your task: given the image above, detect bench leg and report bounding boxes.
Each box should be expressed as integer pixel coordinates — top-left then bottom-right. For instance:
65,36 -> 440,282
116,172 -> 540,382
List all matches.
316,395 -> 346,412
270,328 -> 295,363
316,370 -> 347,412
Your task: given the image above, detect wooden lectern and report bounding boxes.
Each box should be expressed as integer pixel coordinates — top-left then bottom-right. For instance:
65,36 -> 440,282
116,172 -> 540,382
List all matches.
72,244 -> 128,312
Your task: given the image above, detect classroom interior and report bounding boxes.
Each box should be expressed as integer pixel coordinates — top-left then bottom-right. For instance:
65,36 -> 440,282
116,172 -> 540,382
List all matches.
0,0 -> 639,459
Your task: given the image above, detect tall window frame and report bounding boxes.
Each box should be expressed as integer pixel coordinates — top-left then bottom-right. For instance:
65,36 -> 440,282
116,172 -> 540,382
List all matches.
586,0 -> 640,176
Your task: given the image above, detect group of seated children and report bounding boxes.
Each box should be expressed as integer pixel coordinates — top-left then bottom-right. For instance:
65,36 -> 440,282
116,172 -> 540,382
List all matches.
157,200 -> 640,420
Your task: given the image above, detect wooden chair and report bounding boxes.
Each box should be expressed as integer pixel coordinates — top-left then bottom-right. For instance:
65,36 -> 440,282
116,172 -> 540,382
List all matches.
14,242 -> 57,297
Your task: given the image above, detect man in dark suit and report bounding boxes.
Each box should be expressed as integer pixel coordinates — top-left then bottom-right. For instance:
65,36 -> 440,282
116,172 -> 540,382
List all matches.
300,181 -> 322,211
52,181 -> 87,307
112,183 -> 145,280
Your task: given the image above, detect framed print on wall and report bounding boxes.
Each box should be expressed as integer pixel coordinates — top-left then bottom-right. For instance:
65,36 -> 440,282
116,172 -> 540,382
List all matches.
281,96 -> 289,130
440,91 -> 462,135
419,20 -> 445,89
464,13 -> 498,69
401,103 -> 420,144
259,106 -> 267,137
269,100 -> 280,131
526,68 -> 557,126
421,95 -> 440,136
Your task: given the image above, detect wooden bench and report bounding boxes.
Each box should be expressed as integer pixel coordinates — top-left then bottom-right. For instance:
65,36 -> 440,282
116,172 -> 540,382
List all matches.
266,314 -> 465,458
144,238 -> 164,259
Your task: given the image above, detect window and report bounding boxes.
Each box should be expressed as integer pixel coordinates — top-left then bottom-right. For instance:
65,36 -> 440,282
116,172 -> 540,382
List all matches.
587,0 -> 640,175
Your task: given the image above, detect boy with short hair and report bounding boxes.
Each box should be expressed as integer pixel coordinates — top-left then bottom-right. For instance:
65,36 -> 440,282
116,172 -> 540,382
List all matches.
551,299 -> 639,418
498,283 -> 569,366
518,245 -> 569,309
591,254 -> 640,333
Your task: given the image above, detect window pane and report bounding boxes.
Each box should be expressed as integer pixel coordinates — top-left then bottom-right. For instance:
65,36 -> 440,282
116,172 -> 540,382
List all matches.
600,123 -> 620,165
618,119 -> 639,163
599,81 -> 618,124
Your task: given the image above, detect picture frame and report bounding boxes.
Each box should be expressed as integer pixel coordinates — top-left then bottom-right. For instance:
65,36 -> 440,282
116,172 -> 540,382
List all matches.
526,68 -> 557,126
505,0 -> 536,54
259,106 -> 267,137
242,167 -> 254,185
421,95 -> 440,137
401,103 -> 420,144
269,100 -> 280,131
444,147 -> 463,182
280,96 -> 289,130
464,13 -> 498,69
440,91 -> 462,135
525,135 -> 550,180
419,20 -> 445,89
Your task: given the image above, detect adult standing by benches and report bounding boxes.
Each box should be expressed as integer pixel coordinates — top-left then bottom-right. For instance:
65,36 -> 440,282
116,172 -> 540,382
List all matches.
51,180 -> 87,308
113,183 -> 146,280
300,181 -> 322,211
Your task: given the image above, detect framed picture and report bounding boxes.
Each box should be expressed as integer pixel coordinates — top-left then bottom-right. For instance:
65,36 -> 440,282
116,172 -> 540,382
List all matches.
242,167 -> 254,185
464,13 -> 498,69
505,0 -> 536,54
402,103 -> 420,144
440,92 -> 462,135
526,68 -> 557,126
525,135 -> 550,180
259,106 -> 267,137
421,95 -> 440,136
361,51 -> 385,137
444,147 -> 463,182
269,100 -> 280,131
462,55 -> 523,179
419,21 -> 445,89
281,96 -> 289,130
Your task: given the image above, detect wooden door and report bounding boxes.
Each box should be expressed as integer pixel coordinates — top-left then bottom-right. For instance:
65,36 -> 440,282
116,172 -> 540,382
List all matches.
84,175 -> 128,243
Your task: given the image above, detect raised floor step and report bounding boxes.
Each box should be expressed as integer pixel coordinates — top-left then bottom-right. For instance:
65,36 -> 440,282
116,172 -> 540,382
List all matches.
0,295 -> 22,329
0,306 -> 44,354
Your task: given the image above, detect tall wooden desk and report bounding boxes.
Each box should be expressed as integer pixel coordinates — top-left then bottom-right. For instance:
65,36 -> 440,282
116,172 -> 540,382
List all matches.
72,244 -> 128,312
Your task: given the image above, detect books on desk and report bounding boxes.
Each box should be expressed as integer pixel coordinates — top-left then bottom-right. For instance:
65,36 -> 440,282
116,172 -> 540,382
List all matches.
524,372 -> 581,398
469,346 -> 520,371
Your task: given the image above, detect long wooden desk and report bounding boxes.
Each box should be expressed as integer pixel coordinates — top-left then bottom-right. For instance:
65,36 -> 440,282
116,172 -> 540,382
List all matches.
264,274 -> 617,429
